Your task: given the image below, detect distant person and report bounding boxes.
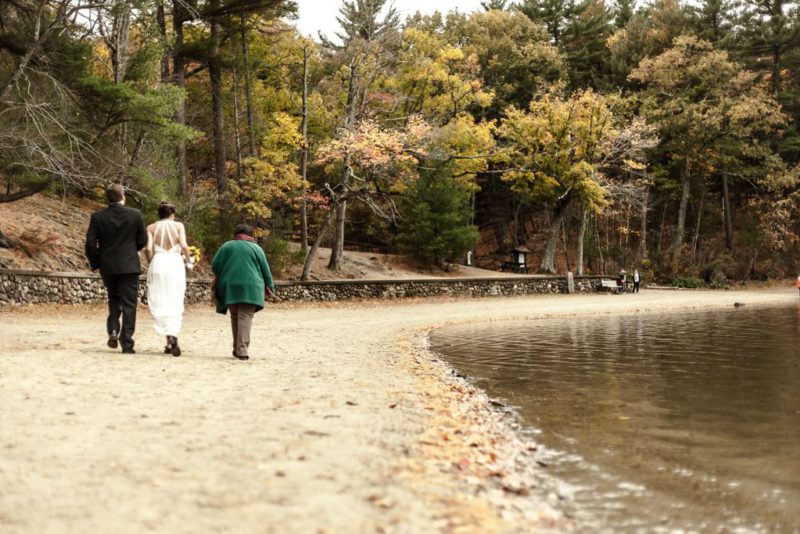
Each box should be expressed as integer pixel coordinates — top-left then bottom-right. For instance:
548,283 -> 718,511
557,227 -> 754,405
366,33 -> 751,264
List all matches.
145,201 -> 191,357
211,225 -> 275,361
618,269 -> 627,294
633,269 -> 641,293
85,184 -> 147,354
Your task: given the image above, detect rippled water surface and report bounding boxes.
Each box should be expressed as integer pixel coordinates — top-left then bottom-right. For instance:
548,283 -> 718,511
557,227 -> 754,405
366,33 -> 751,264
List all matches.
430,304 -> 800,532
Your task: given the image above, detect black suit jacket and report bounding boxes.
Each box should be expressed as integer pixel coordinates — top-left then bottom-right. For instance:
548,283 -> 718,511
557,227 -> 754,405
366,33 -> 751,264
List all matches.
85,203 -> 147,275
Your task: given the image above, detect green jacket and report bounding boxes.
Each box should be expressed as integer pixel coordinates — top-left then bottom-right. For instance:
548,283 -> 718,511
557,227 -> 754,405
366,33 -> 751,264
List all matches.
211,239 -> 275,315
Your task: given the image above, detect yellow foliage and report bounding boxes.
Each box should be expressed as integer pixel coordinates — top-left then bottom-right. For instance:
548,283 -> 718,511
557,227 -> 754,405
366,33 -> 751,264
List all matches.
229,112 -> 303,222
393,26 -> 493,119
497,90 -> 621,211
429,114 -> 495,191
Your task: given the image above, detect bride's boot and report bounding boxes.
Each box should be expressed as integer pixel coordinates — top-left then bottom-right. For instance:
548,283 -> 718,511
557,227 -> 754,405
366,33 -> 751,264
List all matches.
170,336 -> 181,357
164,336 -> 172,354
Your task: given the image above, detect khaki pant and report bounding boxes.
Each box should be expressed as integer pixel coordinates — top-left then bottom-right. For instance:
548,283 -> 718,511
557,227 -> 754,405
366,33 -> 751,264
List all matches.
229,304 -> 256,357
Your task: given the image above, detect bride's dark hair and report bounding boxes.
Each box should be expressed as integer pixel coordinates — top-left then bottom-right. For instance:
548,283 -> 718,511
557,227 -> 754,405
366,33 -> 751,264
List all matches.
158,201 -> 176,219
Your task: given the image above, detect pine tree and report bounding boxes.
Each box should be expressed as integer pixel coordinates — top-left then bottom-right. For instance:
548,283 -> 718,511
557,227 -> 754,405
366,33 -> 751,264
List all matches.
398,167 -> 479,266
613,0 -> 635,28
563,0 -> 614,89
520,0 -> 612,89
691,0 -> 735,48
737,0 -> 800,163
737,0 -> 800,96
322,0 -> 400,49
482,0 -> 509,10
518,0 -> 581,46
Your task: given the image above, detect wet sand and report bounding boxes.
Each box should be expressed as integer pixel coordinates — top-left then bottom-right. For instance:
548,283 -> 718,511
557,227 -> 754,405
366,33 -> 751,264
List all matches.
0,289 -> 793,533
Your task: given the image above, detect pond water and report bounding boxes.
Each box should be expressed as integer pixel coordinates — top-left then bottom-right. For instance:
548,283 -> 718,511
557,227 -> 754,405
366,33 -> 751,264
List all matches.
430,304 -> 800,532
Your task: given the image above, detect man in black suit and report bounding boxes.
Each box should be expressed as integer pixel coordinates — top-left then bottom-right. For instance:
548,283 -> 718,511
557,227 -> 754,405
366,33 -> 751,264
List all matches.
85,184 -> 147,354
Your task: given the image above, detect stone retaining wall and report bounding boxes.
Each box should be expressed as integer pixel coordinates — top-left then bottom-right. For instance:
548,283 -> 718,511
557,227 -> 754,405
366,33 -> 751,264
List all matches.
0,269 -> 604,306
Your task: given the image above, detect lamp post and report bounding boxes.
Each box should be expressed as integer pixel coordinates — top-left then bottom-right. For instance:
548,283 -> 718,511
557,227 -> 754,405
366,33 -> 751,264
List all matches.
512,246 -> 530,274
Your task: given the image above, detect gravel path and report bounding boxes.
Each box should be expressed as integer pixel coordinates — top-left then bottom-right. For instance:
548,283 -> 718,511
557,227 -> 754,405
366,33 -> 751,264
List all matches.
0,289 -> 793,533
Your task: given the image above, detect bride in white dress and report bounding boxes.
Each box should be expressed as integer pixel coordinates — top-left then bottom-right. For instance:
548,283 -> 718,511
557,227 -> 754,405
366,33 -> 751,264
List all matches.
145,201 -> 190,356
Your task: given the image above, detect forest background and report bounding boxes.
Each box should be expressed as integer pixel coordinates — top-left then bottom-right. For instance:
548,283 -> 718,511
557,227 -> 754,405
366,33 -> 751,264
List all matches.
1,0 -> 799,284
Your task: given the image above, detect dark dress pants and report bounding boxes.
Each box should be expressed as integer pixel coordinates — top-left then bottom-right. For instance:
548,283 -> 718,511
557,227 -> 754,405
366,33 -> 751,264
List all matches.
102,272 -> 139,350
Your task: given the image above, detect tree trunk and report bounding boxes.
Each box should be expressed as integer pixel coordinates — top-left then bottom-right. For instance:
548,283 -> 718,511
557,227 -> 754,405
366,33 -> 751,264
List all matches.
623,208 -> 630,268
656,202 -> 667,258
232,63 -> 244,182
301,208 -> 337,281
512,199 -> 523,247
577,208 -> 588,275
327,59 -> 359,271
329,199 -> 348,270
561,215 -> 572,273
0,2 -> 56,103
594,216 -> 606,274
156,1 -> 170,81
110,1 -> 131,85
300,44 -> 310,251
639,187 -> 649,261
539,200 -> 569,274
493,218 -> 510,253
691,192 -> 704,263
744,248 -> 759,282
208,6 -> 228,205
129,130 -> 146,167
241,14 -> 256,157
109,1 -> 131,156
0,228 -> 13,249
671,161 -> 691,267
771,43 -> 781,96
0,181 -> 48,203
173,0 -> 188,194
722,174 -> 733,252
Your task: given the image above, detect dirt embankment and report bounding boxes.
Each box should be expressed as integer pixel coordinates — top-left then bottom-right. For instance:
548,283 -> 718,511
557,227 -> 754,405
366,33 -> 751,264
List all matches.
0,193 -> 519,281
0,194 -> 102,272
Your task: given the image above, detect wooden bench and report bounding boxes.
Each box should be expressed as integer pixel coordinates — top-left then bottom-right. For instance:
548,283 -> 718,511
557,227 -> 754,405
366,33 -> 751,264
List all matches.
501,262 -> 528,274
600,279 -> 622,293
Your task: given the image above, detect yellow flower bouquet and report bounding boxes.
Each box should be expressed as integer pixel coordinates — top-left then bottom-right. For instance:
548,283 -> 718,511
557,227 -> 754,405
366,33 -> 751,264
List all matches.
186,245 -> 202,271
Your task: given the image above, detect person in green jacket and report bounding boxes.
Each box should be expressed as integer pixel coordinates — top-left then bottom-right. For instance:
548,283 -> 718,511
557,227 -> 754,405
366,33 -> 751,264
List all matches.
211,224 -> 275,360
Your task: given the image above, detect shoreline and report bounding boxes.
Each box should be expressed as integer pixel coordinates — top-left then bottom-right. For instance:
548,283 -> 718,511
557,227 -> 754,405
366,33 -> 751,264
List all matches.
0,289 -> 795,532
391,288 -> 798,531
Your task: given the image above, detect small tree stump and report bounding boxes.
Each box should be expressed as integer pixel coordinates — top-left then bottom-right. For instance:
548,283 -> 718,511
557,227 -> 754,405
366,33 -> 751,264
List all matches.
0,228 -> 14,249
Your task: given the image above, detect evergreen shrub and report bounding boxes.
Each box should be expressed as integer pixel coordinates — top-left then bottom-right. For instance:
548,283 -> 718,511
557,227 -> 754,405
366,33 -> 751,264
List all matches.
397,167 -> 478,266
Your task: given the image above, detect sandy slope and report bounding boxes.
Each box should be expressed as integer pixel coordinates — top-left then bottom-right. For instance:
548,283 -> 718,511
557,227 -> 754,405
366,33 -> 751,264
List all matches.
0,289 -> 794,533
0,192 -> 516,280
0,194 -> 102,272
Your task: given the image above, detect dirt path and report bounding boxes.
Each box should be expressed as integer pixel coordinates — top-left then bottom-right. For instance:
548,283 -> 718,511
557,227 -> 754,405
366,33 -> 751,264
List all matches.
0,289 -> 794,533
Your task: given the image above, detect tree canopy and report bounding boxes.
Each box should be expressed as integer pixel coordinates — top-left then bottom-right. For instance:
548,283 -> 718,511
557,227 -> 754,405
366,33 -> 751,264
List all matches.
3,0 -> 800,282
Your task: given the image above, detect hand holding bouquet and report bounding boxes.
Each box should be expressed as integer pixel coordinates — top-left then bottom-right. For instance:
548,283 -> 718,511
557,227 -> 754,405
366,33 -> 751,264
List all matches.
186,245 -> 202,271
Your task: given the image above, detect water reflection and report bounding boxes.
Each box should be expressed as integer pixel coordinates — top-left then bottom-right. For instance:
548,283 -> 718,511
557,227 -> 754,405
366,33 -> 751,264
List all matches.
430,305 -> 800,532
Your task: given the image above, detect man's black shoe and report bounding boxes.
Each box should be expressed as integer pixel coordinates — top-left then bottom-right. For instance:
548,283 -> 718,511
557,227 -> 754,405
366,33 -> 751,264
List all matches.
122,347 -> 136,354
233,354 -> 249,361
107,334 -> 119,349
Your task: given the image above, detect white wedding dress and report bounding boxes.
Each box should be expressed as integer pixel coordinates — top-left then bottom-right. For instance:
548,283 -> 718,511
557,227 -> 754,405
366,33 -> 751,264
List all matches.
147,221 -> 186,337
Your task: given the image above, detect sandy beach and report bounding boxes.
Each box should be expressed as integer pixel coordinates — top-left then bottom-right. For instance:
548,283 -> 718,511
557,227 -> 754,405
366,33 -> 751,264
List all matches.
0,288 -> 794,533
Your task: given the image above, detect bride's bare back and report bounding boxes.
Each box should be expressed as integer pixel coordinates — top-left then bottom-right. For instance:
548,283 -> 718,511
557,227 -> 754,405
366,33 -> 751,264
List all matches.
146,219 -> 189,259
